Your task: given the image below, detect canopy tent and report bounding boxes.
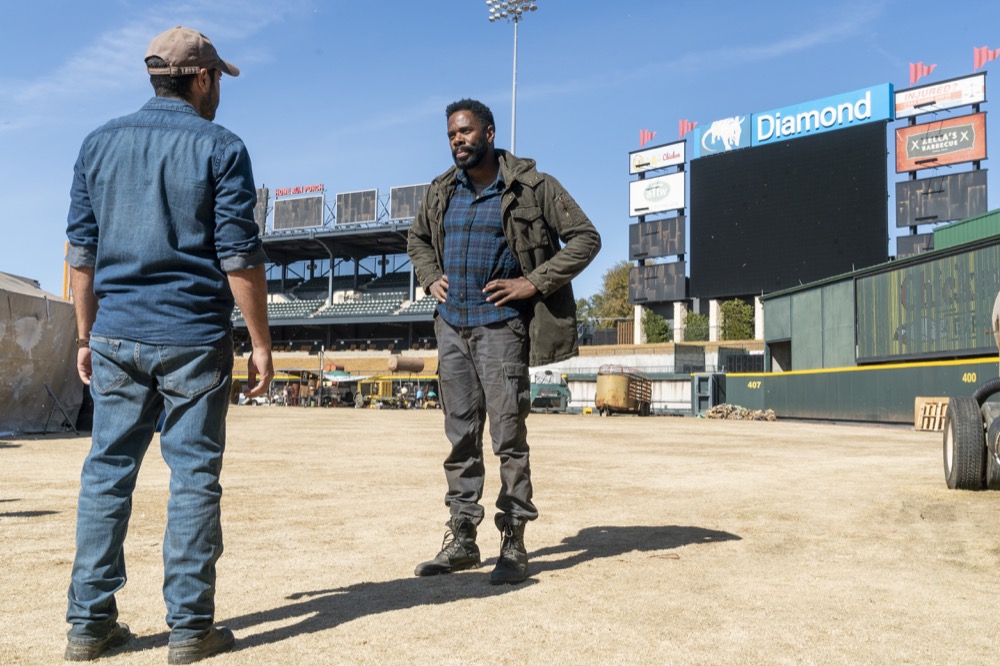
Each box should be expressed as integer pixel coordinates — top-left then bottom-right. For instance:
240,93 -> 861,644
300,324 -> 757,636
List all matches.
0,273 -> 82,434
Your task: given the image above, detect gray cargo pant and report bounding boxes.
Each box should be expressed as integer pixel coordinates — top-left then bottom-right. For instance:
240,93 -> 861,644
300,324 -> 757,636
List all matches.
434,315 -> 537,524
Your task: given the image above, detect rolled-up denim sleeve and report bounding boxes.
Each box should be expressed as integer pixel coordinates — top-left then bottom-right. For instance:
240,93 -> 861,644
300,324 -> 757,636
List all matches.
214,138 -> 267,273
66,144 -> 98,269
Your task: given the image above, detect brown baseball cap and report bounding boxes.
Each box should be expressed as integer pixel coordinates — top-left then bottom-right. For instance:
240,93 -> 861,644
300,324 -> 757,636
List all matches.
145,26 -> 239,77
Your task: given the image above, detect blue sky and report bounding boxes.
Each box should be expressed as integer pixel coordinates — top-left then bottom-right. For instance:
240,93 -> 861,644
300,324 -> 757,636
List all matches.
1,0 -> 998,301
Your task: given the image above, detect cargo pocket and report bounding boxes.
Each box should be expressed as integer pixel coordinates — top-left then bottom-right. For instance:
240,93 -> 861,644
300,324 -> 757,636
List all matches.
502,360 -> 530,415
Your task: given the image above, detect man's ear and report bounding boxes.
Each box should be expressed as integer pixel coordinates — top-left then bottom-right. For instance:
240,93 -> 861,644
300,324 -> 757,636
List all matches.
196,68 -> 213,92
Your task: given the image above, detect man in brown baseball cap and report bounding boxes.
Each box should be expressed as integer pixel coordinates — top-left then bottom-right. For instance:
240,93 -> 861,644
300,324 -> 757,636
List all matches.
64,24 -> 272,664
145,26 -> 240,77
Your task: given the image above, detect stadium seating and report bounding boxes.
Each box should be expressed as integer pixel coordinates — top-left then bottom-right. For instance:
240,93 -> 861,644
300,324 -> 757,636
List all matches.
293,275 -> 369,298
266,299 -> 325,319
398,295 -> 438,315
364,272 -> 410,290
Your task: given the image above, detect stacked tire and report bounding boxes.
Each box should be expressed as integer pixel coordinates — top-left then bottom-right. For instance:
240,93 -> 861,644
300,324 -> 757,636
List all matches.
944,379 -> 1000,490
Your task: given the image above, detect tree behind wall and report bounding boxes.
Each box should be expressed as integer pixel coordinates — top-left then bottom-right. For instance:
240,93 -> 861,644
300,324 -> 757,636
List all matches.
685,311 -> 709,341
720,299 -> 754,340
642,309 -> 672,343
590,260 -> 632,325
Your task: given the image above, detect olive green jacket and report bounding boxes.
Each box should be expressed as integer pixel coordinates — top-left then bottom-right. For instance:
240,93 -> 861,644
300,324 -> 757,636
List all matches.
407,151 -> 601,366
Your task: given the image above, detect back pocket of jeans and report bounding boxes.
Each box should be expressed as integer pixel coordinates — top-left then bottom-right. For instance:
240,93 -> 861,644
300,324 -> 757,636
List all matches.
88,337 -> 130,395
161,342 -> 224,398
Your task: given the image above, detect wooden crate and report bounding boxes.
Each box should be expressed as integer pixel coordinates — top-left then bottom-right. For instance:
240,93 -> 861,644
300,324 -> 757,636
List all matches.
914,397 -> 950,431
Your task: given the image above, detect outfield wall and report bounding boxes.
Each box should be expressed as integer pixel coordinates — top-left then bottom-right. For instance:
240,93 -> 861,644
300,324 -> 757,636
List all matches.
726,357 -> 998,423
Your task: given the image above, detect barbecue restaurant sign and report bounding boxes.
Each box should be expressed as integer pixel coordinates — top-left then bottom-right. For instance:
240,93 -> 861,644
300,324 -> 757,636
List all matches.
895,112 -> 987,172
752,83 -> 893,146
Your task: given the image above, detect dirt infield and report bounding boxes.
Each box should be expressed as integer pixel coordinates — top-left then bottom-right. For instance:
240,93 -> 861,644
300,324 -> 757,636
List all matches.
2,409 -> 999,665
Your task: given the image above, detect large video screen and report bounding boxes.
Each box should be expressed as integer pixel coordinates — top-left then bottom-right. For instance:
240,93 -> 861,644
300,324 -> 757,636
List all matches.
336,189 -> 378,225
273,194 -> 324,231
629,216 -> 685,260
629,262 -> 686,303
689,121 -> 888,299
390,184 -> 429,220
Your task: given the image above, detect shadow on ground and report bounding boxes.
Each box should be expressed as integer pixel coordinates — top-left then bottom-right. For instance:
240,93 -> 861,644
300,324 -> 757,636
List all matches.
133,524 -> 738,652
0,510 -> 59,518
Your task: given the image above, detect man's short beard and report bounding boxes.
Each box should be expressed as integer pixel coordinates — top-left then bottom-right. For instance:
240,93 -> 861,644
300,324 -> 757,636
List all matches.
453,140 -> 488,170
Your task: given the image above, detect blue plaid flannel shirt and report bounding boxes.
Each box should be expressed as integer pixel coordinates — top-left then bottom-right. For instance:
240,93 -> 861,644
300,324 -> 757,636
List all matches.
438,169 -> 525,328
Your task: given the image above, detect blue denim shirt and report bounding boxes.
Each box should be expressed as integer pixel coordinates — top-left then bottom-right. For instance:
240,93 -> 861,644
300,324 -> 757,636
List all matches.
66,97 -> 265,344
438,169 -> 523,328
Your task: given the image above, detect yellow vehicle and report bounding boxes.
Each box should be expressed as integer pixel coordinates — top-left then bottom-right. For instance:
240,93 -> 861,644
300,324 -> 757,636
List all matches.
595,364 -> 652,417
357,374 -> 440,409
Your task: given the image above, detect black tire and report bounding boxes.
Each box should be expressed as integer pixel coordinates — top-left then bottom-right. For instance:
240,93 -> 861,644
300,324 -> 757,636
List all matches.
972,377 -> 1000,406
943,396 -> 986,490
987,449 -> 1000,491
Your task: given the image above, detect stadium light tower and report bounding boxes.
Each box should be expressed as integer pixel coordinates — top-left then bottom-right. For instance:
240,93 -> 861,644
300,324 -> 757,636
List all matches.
486,0 -> 539,155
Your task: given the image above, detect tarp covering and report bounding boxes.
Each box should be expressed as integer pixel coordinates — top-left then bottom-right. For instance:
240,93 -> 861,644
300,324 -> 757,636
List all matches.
0,272 -> 82,434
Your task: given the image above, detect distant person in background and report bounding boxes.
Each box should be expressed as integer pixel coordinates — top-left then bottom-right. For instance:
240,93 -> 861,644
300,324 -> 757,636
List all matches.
64,26 -> 272,663
407,99 -> 600,585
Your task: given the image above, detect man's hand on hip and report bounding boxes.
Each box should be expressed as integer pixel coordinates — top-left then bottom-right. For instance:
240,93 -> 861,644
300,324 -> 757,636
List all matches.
483,277 -> 539,306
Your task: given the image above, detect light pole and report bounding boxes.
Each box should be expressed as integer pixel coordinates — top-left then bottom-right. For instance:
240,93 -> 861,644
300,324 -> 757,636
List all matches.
486,0 -> 539,156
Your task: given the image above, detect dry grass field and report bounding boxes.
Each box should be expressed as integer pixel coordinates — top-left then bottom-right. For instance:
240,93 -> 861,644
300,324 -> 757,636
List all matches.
2,408 -> 999,665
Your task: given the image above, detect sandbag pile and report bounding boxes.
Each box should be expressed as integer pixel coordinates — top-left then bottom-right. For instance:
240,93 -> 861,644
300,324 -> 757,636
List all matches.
703,404 -> 777,421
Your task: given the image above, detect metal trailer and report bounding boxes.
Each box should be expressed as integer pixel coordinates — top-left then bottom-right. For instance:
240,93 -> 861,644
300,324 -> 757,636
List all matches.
595,364 -> 652,417
530,370 -> 571,413
943,292 -> 1000,490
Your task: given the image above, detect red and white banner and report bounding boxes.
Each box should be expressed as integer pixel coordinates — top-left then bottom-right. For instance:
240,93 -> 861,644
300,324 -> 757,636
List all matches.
639,129 -> 656,147
974,45 -> 1000,71
909,62 -> 937,85
678,119 -> 698,138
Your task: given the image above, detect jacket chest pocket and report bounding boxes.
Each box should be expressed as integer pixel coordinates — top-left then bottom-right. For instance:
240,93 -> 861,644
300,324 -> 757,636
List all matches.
509,205 -> 550,254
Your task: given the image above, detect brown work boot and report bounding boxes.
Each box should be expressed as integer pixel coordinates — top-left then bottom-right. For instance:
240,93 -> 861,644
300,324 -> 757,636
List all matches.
64,622 -> 133,661
414,516 -> 481,576
167,626 -> 235,664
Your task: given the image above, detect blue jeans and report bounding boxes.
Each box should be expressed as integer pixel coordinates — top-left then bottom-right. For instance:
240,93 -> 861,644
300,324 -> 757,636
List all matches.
435,316 -> 537,525
67,334 -> 233,643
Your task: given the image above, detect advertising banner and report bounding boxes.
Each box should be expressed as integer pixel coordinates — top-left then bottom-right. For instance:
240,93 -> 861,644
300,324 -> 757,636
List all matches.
629,172 -> 685,217
895,113 -> 987,172
629,140 -> 686,174
894,73 -> 986,119
856,243 -> 1000,361
895,170 -> 988,227
752,83 -> 893,146
629,261 -> 686,303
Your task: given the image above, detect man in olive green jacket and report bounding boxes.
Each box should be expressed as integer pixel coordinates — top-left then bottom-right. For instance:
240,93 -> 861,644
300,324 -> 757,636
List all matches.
407,99 -> 600,585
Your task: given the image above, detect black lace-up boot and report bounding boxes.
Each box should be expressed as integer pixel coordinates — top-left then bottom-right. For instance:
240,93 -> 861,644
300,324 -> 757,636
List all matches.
490,514 -> 528,585
414,516 -> 481,576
